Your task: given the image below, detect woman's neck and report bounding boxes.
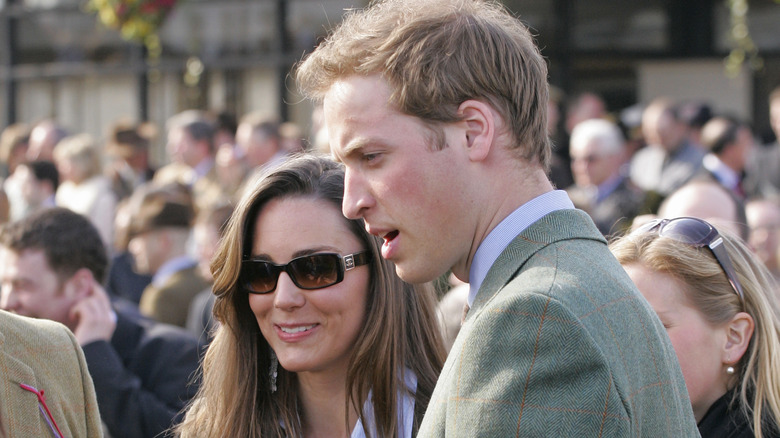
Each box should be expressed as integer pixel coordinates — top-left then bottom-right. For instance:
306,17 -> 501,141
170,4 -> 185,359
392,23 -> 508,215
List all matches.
297,368 -> 359,438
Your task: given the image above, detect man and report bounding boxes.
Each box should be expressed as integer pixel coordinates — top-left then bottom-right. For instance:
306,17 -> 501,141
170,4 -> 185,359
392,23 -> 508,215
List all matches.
296,0 -> 698,435
745,85 -> 780,197
698,115 -> 754,200
567,118 -> 646,235
14,160 -> 58,217
25,119 -> 68,162
235,111 -> 288,173
630,97 -> 704,197
0,310 -> 103,437
154,110 -> 224,212
104,121 -> 158,201
128,183 -> 209,328
658,180 -> 747,240
0,207 -> 201,438
745,196 -> 780,281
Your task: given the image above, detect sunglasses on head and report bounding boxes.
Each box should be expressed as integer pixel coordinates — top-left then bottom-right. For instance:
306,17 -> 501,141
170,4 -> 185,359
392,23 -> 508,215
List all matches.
634,217 -> 745,302
241,251 -> 371,294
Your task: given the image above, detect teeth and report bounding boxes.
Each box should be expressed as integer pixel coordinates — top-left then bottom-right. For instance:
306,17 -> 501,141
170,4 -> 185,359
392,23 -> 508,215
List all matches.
280,325 -> 316,334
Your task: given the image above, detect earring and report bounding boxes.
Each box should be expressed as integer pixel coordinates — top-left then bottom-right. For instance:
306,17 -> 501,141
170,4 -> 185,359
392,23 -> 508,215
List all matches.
269,350 -> 278,393
726,366 -> 735,375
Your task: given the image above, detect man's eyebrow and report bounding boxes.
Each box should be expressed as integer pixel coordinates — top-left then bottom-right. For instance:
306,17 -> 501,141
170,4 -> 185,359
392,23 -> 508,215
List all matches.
335,138 -> 372,162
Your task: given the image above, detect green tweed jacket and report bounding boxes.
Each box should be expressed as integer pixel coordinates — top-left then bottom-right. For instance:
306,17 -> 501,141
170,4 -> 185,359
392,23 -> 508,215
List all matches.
0,310 -> 103,437
419,209 -> 700,437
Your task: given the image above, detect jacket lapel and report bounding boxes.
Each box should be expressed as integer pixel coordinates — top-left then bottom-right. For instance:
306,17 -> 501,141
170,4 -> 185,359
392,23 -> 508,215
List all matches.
469,209 -> 606,316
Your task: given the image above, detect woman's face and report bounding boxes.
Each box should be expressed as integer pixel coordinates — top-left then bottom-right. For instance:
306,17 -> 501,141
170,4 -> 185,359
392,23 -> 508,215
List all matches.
247,196 -> 370,376
622,263 -> 729,421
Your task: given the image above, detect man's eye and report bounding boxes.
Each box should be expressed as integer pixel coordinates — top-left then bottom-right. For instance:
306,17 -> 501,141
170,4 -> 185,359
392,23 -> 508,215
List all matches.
362,153 -> 379,162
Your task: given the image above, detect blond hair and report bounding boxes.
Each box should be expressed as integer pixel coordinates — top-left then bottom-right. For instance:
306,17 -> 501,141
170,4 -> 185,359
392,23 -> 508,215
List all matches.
295,0 -> 551,169
176,154 -> 445,437
610,229 -> 780,438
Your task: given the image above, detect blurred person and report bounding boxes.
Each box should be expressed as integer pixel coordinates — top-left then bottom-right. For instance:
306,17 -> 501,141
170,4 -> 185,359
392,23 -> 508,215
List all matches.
154,110 -> 224,213
745,86 -> 780,198
0,310 -> 103,437
177,154 -> 446,437
435,281 -> 468,353
567,118 -> 646,235
186,203 -> 234,340
0,123 -> 30,179
0,207 -> 201,438
659,180 -> 748,240
15,160 -> 58,216
547,85 -> 574,189
235,112 -> 288,174
104,121 -> 157,201
678,100 -> 713,148
698,115 -> 754,200
611,217 -> 780,437
128,184 -> 209,328
105,197 -> 152,307
279,121 -> 306,154
213,110 -> 237,150
1,123 -> 31,221
26,119 -> 68,162
297,0 -> 698,435
565,91 -> 607,135
630,97 -> 704,197
214,142 -> 248,202
746,196 -> 780,281
53,134 -> 117,250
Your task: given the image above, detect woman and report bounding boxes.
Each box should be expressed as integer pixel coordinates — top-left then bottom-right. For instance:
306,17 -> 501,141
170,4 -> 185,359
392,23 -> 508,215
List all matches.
53,133 -> 117,250
610,217 -> 780,438
177,154 -> 446,437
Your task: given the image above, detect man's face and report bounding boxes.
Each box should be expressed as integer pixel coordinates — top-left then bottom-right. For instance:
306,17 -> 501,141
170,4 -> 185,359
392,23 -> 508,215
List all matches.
127,230 -> 166,275
570,138 -> 621,187
0,248 -> 79,329
324,74 -> 474,283
167,127 -> 203,168
236,123 -> 277,168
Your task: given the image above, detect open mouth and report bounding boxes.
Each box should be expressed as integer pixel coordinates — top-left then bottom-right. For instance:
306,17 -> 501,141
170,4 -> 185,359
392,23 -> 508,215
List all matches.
383,230 -> 399,243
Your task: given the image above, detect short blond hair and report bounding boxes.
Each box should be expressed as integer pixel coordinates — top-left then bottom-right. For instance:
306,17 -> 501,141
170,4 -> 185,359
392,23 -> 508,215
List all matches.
296,0 -> 551,169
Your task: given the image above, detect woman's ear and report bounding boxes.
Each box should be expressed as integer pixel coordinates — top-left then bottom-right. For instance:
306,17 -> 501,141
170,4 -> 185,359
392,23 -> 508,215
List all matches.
722,312 -> 754,365
457,99 -> 496,162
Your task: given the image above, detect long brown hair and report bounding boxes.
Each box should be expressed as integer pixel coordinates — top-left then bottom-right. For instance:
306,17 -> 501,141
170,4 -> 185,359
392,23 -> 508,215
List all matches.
176,154 -> 445,437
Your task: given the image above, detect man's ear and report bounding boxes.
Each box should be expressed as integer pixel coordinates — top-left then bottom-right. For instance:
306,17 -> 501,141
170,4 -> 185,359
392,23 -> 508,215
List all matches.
722,311 -> 754,366
457,99 -> 496,162
65,268 -> 97,300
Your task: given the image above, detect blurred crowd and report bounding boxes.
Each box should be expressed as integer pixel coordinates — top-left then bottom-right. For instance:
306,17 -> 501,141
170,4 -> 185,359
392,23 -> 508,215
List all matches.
1,83 -> 780,437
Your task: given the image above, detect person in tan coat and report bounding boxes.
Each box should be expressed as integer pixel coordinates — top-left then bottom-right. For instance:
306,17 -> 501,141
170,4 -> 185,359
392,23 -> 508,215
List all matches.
0,310 -> 103,437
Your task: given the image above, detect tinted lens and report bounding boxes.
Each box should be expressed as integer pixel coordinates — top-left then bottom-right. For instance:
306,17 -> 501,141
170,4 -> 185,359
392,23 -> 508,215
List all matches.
288,254 -> 341,289
243,262 -> 281,294
660,218 -> 713,245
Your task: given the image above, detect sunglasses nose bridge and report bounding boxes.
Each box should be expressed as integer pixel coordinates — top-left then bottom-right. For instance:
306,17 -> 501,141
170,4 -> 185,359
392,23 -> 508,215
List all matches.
273,269 -> 306,308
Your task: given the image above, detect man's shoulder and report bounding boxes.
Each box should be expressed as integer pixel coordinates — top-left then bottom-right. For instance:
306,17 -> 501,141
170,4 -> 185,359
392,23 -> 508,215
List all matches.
0,311 -> 75,349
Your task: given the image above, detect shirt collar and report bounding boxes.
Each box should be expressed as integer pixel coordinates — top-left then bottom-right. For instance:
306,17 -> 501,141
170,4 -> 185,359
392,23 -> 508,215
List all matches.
467,190 -> 574,306
702,153 -> 739,190
152,256 -> 197,287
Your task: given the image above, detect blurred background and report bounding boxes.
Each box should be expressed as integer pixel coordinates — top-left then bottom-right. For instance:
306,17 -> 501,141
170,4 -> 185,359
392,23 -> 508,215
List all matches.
1,0 -> 779,164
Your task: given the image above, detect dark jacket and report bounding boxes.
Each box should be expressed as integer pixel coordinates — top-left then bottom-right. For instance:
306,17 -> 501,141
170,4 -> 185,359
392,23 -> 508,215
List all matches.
81,309 -> 202,438
699,390 -> 780,438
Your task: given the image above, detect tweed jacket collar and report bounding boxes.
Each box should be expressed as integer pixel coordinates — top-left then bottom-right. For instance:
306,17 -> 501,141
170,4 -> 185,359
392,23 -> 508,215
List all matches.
0,320 -> 45,435
470,209 -> 606,316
